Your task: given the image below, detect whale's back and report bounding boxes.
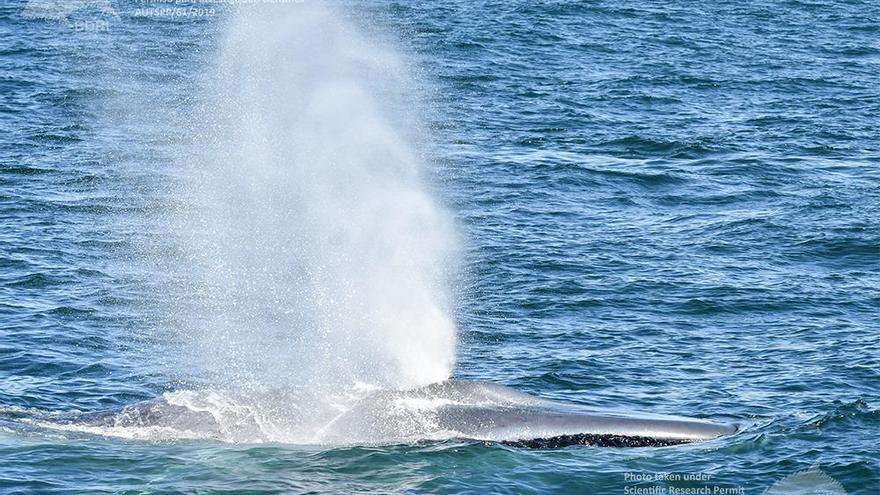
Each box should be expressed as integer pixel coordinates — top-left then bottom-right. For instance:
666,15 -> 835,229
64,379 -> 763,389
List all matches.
316,380 -> 736,447
57,380 -> 735,447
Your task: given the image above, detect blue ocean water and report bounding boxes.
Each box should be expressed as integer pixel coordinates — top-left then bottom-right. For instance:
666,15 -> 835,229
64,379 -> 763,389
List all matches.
2,0 -> 879,493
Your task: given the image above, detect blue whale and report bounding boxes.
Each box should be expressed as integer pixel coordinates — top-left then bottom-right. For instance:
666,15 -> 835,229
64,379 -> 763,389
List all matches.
67,380 -> 735,447
317,380 -> 736,447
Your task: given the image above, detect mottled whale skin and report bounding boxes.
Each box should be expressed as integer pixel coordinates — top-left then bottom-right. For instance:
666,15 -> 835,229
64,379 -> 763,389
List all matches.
317,381 -> 736,447
72,380 -> 736,447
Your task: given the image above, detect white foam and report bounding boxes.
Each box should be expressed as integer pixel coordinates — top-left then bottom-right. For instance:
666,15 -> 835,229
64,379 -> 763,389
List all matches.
28,420 -> 214,442
392,397 -> 455,412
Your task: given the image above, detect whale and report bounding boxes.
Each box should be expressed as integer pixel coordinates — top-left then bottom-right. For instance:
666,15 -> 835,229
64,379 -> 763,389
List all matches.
60,380 -> 735,447
314,381 -> 736,447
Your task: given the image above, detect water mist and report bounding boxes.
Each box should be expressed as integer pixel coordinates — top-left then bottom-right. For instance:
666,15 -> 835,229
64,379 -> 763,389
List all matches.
168,4 -> 458,393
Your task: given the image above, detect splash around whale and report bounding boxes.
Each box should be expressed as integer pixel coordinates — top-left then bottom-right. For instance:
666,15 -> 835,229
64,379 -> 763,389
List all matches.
45,381 -> 735,448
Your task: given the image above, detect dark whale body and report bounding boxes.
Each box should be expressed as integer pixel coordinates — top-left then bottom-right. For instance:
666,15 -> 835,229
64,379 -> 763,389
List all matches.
69,380 -> 736,447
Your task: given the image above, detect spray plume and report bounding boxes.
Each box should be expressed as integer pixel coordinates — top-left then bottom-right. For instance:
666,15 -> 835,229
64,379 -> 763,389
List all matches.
167,3 -> 458,392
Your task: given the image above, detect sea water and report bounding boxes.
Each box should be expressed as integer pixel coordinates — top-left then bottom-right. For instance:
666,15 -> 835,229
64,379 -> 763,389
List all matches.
1,1 -> 878,493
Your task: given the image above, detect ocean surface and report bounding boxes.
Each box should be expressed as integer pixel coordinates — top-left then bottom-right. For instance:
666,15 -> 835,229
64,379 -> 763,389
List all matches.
2,0 -> 879,493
